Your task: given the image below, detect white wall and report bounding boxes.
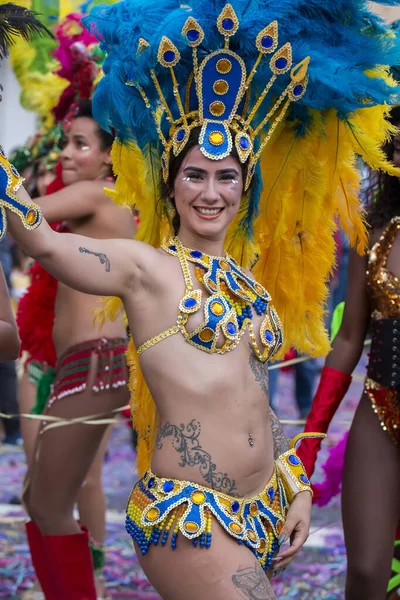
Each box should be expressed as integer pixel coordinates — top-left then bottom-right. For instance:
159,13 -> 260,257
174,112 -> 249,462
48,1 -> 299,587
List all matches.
0,59 -> 36,154
370,3 -> 400,23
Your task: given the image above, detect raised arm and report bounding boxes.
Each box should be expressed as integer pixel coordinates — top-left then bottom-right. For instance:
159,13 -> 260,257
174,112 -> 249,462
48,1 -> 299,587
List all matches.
7,186 -> 140,299
326,247 -> 370,372
34,180 -> 112,223
0,264 -> 20,360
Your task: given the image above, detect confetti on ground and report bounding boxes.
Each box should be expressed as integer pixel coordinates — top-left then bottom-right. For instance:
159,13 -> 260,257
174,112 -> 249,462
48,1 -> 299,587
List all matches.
0,354 -> 367,598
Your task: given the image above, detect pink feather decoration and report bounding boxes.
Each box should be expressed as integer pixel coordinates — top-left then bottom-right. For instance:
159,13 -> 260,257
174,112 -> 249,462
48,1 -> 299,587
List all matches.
313,431 -> 349,507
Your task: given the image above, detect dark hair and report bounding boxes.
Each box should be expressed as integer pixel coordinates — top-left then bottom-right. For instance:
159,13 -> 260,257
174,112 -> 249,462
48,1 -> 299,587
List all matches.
365,109 -> 400,230
160,127 -> 247,234
73,99 -> 114,151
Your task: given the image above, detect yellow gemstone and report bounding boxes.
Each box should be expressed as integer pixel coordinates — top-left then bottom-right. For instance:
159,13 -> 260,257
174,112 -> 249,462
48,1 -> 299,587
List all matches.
229,522 -> 243,534
254,282 -> 265,295
199,328 -> 214,342
209,101 -> 225,117
220,260 -> 231,272
209,131 -> 225,146
146,507 -> 160,522
184,521 -> 199,534
213,79 -> 229,95
259,538 -> 266,552
208,280 -> 217,291
26,208 -> 38,225
210,301 -> 224,316
247,530 -> 257,542
191,491 -> 206,505
250,502 -> 259,516
216,58 -> 232,74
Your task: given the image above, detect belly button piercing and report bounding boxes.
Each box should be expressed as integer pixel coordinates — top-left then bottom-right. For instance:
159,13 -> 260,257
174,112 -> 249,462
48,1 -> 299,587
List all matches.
248,433 -> 254,447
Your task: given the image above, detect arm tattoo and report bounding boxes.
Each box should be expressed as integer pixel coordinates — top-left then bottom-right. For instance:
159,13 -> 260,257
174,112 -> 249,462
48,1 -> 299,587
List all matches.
79,247 -> 110,272
269,407 -> 289,459
156,419 -> 238,495
248,344 -> 269,399
232,564 -> 276,599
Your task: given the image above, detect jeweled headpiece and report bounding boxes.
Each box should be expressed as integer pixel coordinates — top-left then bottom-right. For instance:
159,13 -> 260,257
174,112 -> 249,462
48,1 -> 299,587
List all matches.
125,5 -> 309,189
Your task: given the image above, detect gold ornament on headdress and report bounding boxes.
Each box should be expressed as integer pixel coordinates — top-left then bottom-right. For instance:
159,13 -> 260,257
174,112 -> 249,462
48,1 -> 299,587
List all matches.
126,3 -> 310,189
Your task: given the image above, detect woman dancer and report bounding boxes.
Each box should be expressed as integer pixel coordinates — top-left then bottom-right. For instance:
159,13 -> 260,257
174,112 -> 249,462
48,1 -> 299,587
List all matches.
298,107 -> 400,600
3,0 -> 400,597
16,98 -> 134,599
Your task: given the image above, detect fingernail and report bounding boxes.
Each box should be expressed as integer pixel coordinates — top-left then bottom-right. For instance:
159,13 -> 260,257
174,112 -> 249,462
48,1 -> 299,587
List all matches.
271,557 -> 283,562
278,534 -> 287,546
272,568 -> 283,578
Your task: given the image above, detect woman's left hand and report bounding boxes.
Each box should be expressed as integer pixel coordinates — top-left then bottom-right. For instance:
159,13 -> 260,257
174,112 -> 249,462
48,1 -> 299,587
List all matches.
273,490 -> 312,570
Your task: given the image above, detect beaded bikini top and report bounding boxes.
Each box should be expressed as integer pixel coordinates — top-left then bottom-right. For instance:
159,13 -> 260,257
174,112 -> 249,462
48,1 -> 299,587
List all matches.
368,216 -> 400,320
137,237 -> 283,362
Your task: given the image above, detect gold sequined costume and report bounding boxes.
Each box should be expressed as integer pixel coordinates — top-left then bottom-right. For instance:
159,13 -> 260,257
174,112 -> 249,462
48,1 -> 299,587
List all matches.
366,216 -> 400,445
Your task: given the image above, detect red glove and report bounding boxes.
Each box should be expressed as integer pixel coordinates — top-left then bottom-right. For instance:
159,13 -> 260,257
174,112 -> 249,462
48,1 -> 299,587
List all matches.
297,366 -> 352,479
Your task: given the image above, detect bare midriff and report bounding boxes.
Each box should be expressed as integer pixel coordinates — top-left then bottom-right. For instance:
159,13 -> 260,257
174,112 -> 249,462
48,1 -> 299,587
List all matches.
139,329 -> 274,499
53,282 -> 126,357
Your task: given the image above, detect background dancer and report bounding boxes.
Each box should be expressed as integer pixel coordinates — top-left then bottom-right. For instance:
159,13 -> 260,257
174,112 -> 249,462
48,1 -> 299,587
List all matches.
298,107 -> 400,600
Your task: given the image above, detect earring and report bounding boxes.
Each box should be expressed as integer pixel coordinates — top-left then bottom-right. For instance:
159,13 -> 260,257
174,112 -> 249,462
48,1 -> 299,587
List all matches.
166,197 -> 176,218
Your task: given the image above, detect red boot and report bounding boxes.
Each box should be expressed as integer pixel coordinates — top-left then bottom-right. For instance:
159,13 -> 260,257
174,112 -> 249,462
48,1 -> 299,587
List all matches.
25,521 -> 59,599
43,526 -> 97,600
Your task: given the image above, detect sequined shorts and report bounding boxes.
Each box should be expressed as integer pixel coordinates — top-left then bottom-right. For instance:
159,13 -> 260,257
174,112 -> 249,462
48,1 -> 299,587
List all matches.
126,468 -> 289,571
47,337 -> 128,410
364,377 -> 400,446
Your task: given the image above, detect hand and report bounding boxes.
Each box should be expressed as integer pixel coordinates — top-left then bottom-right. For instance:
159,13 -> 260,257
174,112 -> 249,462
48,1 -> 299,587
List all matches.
273,490 -> 312,570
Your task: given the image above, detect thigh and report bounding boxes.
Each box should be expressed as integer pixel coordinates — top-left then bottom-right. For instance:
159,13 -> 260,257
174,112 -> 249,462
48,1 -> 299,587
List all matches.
135,521 -> 276,600
19,373 -> 40,467
26,355 -> 128,520
342,393 -> 400,576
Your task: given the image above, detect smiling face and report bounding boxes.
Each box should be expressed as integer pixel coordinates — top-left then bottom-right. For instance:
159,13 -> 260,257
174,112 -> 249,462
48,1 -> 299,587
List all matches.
172,145 -> 243,242
60,116 -> 112,185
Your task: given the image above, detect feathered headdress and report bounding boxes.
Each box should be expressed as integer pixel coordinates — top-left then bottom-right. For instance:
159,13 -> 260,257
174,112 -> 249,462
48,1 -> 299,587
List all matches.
0,2 -> 53,60
85,0 -> 400,475
52,12 -> 104,124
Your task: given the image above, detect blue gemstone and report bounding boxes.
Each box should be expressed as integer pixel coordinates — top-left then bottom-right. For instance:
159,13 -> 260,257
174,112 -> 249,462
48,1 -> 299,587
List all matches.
288,454 -> 300,466
275,57 -> 288,70
267,487 -> 275,501
163,50 -> 176,63
190,250 -> 203,259
11,165 -> 19,178
227,322 -> 236,335
0,146 -> 5,157
261,35 -> 273,49
239,136 -> 249,150
148,477 -> 155,489
222,18 -> 234,30
168,245 -> 177,252
293,84 -> 303,98
184,298 -> 197,309
187,29 -> 200,42
176,129 -> 185,142
163,480 -> 175,493
265,330 -> 274,342
231,500 -> 240,513
299,474 -> 310,485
